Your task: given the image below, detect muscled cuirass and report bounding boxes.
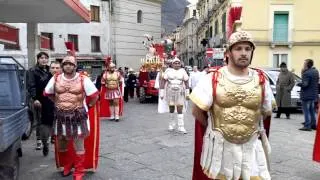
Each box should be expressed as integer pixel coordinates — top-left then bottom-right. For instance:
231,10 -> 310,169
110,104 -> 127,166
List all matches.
167,69 -> 185,86
211,71 -> 262,144
55,75 -> 84,110
104,72 -> 119,89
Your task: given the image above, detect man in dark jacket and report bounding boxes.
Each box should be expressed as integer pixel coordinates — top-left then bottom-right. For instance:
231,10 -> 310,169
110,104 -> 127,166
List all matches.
298,59 -> 319,131
27,52 -> 54,156
127,68 -> 137,99
275,62 -> 295,119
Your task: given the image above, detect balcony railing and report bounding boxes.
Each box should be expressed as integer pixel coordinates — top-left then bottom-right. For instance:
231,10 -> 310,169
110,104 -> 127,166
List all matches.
269,28 -> 293,45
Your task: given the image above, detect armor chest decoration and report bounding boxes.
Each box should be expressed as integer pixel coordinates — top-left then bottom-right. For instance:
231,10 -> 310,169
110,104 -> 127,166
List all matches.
105,72 -> 119,89
55,75 -> 84,110
211,71 -> 263,144
167,69 -> 184,86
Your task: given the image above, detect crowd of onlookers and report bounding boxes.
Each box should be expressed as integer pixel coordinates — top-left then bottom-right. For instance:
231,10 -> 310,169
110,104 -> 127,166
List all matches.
268,59 -> 319,131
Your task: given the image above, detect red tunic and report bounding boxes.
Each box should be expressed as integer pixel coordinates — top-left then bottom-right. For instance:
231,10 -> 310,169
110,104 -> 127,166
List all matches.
54,100 -> 100,171
313,110 -> 320,163
99,85 -> 124,118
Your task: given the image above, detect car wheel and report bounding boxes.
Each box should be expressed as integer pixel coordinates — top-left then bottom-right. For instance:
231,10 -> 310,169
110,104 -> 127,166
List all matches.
21,118 -> 32,141
139,87 -> 146,103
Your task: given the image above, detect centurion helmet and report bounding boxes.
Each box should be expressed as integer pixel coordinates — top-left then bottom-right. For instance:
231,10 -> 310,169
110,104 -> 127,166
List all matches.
62,56 -> 77,66
172,57 -> 181,63
227,31 -> 255,50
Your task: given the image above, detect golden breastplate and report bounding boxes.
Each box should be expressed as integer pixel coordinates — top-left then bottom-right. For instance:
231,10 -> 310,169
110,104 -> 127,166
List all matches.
105,72 -> 119,89
211,71 -> 262,144
55,76 -> 84,110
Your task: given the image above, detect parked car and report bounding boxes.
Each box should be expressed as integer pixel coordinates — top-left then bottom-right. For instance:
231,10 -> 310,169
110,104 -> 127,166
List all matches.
0,56 -> 29,180
259,68 -> 302,110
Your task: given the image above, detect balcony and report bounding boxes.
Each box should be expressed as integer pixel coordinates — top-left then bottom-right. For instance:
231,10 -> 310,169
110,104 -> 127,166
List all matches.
269,28 -> 293,48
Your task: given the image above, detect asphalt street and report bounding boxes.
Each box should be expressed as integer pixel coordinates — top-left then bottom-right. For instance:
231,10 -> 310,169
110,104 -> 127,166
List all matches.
20,99 -> 320,180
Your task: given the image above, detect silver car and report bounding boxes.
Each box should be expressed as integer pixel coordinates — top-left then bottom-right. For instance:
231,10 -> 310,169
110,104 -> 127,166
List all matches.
259,68 -> 302,110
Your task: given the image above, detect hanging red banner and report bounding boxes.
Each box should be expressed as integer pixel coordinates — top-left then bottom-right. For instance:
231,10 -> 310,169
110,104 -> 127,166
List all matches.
39,35 -> 50,50
0,23 -> 19,45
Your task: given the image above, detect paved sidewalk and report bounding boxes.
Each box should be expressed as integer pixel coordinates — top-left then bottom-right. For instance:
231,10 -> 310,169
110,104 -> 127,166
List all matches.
19,100 -> 320,179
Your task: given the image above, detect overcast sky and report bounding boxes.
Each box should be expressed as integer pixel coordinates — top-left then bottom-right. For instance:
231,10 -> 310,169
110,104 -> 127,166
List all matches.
187,0 -> 198,4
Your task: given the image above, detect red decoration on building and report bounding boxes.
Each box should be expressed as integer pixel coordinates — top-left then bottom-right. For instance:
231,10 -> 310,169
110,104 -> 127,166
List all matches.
65,41 -> 76,56
0,23 -> 19,45
39,35 -> 50,50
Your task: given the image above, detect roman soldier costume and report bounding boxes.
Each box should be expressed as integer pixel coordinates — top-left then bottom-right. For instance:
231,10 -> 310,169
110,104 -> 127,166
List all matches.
44,56 -> 99,180
190,31 -> 274,180
100,58 -> 124,121
159,57 -> 189,133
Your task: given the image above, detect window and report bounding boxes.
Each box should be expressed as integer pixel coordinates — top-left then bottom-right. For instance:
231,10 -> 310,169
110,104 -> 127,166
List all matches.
193,9 -> 197,17
91,36 -> 101,52
273,53 -> 288,67
209,26 -> 213,38
222,13 -> 226,33
214,20 -> 219,36
4,41 -> 20,50
137,10 -> 142,23
41,32 -> 54,50
67,34 -> 79,51
91,5 -> 100,22
273,12 -> 289,42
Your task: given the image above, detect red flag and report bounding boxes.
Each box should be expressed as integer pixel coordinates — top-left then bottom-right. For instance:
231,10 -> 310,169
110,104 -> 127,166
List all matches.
65,41 -> 75,56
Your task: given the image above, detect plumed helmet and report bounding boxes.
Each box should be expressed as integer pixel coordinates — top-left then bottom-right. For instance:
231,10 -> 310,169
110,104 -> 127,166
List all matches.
62,56 -> 77,66
228,31 -> 255,50
104,56 -> 112,66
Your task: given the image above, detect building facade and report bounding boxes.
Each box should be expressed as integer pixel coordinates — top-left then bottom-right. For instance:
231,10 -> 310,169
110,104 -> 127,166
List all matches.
0,0 -> 110,80
39,0 -> 111,79
111,0 -> 162,70
194,0 -> 320,71
0,0 -> 163,75
177,3 -> 198,67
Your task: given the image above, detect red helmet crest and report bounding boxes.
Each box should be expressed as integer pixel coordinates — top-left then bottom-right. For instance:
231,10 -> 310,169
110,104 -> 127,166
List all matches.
104,56 -> 112,67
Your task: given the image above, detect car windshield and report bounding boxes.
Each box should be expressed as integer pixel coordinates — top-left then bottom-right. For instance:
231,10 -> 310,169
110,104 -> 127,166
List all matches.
267,70 -> 302,83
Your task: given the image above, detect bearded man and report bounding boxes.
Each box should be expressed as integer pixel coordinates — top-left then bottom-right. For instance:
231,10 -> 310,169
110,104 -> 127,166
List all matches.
190,31 -> 274,180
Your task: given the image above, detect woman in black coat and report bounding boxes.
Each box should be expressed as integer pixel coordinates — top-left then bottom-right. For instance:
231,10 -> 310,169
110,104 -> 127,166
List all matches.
27,52 -> 54,156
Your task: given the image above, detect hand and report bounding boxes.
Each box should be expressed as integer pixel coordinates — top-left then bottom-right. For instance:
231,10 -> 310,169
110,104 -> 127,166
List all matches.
185,89 -> 190,100
88,104 -> 94,109
33,100 -> 42,109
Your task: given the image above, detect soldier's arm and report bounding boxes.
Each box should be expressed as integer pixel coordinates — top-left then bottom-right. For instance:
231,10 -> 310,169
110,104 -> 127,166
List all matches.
192,104 -> 208,127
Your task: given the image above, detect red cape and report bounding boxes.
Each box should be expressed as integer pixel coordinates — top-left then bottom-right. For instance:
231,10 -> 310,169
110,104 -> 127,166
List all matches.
192,117 -> 271,179
99,86 -> 124,118
54,103 -> 100,171
313,111 -> 320,163
192,120 -> 211,180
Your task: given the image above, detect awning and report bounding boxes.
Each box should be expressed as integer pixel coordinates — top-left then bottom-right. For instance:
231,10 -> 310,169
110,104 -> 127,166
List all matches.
0,23 -> 19,45
0,0 -> 90,23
